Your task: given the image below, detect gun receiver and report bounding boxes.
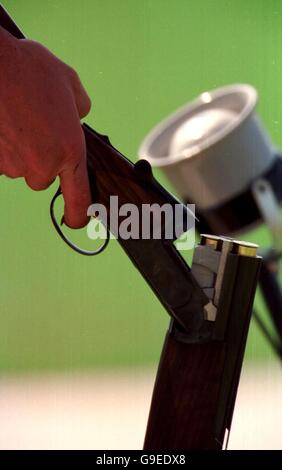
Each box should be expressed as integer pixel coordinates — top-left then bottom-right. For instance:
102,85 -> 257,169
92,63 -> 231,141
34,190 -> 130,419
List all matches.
144,235 -> 261,450
83,124 -> 209,331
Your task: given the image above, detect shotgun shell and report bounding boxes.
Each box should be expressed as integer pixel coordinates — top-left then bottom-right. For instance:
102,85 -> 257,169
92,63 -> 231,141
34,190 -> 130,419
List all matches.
200,234 -> 220,250
232,240 -> 258,257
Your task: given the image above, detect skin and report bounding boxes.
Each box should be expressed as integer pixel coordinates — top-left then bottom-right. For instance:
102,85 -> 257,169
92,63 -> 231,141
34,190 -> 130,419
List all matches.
0,26 -> 92,228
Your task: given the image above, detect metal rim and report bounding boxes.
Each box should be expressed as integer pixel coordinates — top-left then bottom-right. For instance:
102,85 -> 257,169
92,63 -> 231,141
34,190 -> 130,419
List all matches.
138,83 -> 257,167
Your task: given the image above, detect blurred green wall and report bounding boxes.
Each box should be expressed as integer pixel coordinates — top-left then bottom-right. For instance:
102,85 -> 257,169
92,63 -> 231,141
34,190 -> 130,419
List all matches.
0,0 -> 281,372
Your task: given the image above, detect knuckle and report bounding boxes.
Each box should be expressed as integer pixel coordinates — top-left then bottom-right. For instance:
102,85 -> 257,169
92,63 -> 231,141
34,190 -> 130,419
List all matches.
82,95 -> 92,115
25,176 -> 53,191
65,64 -> 80,82
3,168 -> 23,179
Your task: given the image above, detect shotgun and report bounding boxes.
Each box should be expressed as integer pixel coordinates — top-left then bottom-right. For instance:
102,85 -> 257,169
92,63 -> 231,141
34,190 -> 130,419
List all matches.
144,235 -> 261,449
0,4 -> 261,449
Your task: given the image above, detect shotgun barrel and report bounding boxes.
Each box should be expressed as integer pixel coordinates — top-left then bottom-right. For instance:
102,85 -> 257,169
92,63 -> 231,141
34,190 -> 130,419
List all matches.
144,236 -> 261,449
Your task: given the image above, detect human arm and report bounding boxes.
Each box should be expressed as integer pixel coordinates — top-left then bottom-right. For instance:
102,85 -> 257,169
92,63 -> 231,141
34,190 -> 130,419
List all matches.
0,25 -> 91,228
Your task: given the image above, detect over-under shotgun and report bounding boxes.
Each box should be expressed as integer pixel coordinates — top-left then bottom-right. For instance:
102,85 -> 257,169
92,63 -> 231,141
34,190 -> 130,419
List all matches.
0,5 -> 261,449
145,235 -> 261,449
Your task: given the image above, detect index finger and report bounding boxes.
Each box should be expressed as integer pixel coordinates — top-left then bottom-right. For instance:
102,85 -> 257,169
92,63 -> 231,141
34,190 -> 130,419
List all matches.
59,151 -> 91,229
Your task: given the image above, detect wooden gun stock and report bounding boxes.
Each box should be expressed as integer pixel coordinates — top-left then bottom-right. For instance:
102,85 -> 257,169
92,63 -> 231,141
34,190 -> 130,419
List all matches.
144,239 -> 261,450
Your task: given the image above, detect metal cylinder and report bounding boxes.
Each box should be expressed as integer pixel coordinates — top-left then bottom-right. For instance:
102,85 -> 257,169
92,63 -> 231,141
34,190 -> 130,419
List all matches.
138,84 -> 276,211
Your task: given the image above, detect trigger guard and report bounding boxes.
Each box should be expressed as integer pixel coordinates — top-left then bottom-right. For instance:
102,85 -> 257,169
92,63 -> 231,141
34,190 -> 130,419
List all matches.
50,187 -> 110,256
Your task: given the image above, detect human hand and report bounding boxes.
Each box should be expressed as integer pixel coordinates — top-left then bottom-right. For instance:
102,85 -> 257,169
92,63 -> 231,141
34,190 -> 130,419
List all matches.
0,27 -> 92,228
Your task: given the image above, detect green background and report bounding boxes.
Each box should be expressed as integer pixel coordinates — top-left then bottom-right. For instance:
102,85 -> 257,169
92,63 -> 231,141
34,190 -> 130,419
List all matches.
0,0 -> 280,372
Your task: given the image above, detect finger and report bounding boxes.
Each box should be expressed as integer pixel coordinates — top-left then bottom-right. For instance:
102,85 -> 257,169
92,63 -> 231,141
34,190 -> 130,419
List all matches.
69,69 -> 91,119
25,173 -> 56,191
0,151 -> 25,178
71,73 -> 92,119
59,154 -> 91,229
3,168 -> 24,179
